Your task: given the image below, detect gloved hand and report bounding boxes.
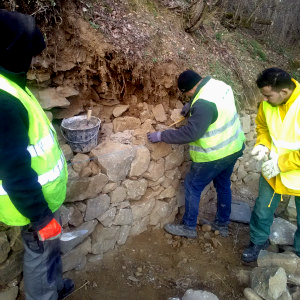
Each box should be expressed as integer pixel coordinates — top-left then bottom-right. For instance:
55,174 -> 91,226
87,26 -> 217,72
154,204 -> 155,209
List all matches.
262,157 -> 281,179
37,218 -> 62,241
181,103 -> 190,117
147,132 -> 162,143
251,145 -> 269,161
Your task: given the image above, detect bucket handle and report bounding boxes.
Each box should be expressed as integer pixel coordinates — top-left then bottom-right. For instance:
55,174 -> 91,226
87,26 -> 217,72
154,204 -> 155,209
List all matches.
60,125 -> 100,144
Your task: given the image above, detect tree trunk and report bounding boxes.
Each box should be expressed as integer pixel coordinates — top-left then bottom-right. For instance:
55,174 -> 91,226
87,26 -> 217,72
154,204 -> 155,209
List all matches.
185,0 -> 205,33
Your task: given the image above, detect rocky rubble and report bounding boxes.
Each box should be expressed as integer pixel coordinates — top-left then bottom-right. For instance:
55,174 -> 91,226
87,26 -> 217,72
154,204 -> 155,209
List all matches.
238,249 -> 300,300
237,216 -> 300,300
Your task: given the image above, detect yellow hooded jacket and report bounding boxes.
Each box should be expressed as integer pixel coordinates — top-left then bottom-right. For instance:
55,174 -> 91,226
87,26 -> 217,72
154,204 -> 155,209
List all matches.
255,78 -> 300,196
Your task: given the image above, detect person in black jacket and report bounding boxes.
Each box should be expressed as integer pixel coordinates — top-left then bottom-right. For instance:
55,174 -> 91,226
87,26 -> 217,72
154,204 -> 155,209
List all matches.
0,9 -> 74,299
148,70 -> 245,238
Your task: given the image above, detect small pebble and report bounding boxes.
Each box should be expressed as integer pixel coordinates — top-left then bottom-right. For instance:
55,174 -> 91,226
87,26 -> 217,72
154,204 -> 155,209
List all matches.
202,224 -> 212,232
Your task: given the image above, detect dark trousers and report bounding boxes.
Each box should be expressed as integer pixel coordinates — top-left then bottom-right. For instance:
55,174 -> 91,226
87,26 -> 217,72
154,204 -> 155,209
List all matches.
250,176 -> 300,253
21,211 -> 63,300
182,148 -> 243,229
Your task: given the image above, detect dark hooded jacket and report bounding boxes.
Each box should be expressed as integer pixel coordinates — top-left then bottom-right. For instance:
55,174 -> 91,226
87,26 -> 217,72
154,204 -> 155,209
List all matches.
0,10 -> 53,229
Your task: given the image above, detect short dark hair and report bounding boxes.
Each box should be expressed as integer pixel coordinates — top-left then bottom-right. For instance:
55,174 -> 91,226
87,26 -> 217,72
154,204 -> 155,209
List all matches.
256,68 -> 295,91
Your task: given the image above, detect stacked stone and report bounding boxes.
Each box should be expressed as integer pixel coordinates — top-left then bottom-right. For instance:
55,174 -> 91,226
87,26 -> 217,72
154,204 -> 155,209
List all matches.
0,104 -> 286,298
239,250 -> 300,300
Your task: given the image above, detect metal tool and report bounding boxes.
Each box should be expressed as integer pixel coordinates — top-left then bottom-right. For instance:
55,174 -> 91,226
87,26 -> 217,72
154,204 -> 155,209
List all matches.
60,230 -> 88,242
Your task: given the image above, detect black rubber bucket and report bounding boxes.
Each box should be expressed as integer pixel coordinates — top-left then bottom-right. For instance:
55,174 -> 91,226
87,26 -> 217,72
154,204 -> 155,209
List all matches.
61,115 -> 101,153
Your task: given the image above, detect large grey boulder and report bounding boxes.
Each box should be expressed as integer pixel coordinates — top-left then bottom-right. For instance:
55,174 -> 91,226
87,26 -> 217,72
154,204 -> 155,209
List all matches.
131,195 -> 156,220
98,207 -> 117,227
143,158 -> 165,181
0,251 -> 23,285
149,200 -> 172,226
91,224 -> 120,254
62,238 -> 91,272
0,232 -> 10,263
182,289 -> 219,300
123,179 -> 148,200
113,208 -> 133,226
230,201 -> 252,224
165,146 -> 184,170
84,194 -> 110,221
129,146 -> 151,177
130,216 -> 150,236
243,287 -> 263,300
250,266 -> 288,300
257,250 -> 298,275
91,141 -> 135,182
66,173 -> 108,202
270,217 -> 297,245
0,286 -> 18,300
112,116 -> 141,132
152,104 -> 167,122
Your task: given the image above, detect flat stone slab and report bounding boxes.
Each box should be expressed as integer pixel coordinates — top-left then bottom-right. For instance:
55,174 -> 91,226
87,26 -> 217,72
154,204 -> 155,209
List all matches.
230,200 -> 251,224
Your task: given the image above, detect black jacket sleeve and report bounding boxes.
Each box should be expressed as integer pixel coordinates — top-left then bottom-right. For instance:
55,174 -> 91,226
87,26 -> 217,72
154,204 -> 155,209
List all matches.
161,99 -> 218,144
0,90 -> 53,229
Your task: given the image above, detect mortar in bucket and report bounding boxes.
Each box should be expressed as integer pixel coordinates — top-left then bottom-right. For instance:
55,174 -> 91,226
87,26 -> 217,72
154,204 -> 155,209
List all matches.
61,115 -> 101,153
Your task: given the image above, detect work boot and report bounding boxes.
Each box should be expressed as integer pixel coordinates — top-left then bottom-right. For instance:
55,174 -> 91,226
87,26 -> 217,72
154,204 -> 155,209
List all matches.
211,221 -> 229,237
241,240 -> 269,263
164,223 -> 197,239
58,278 -> 75,300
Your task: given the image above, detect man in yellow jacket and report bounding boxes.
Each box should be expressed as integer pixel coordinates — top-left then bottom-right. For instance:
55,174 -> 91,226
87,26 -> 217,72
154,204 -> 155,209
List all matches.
242,68 -> 300,263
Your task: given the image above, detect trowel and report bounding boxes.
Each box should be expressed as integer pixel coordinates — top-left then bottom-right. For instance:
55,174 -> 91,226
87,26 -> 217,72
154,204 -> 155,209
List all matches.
60,230 -> 88,242
168,116 -> 185,127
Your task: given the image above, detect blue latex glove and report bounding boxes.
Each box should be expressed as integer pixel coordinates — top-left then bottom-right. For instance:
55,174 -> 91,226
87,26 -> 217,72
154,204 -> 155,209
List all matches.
181,103 -> 190,117
147,132 -> 162,143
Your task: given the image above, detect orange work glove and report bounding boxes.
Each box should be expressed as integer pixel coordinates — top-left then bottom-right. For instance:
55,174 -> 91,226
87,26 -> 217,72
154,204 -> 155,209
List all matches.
37,218 -> 62,241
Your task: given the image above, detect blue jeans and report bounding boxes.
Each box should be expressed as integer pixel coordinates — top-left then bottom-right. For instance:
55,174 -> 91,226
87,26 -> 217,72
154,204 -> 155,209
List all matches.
250,176 -> 300,253
183,148 -> 244,229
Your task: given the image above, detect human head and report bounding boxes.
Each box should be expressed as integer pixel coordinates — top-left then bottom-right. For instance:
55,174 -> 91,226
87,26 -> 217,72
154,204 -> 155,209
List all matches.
0,9 -> 46,73
178,70 -> 202,96
256,68 -> 295,106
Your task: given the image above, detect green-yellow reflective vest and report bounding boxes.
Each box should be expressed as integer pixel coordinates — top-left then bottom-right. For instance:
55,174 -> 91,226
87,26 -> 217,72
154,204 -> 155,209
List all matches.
189,79 -> 245,162
0,74 -> 68,226
263,97 -> 300,190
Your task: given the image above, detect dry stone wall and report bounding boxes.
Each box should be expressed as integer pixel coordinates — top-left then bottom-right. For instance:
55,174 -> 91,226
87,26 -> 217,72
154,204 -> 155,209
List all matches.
0,99 -> 268,296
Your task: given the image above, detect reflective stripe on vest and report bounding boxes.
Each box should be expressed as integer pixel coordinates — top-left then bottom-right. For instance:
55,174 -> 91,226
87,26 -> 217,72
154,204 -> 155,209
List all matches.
263,96 -> 300,190
190,125 -> 243,153
27,132 -> 55,157
0,155 -> 65,196
271,135 -> 300,151
0,74 -> 67,226
189,79 -> 245,162
201,113 -> 239,138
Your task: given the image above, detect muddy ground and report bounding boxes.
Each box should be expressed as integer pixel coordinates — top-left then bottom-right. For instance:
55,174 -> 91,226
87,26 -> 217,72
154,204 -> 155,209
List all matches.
65,213 -> 251,300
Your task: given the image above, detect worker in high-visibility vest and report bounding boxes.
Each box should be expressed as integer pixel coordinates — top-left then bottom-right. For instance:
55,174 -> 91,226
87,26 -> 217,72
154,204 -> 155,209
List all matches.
242,68 -> 300,263
147,70 -> 245,238
0,10 -> 74,299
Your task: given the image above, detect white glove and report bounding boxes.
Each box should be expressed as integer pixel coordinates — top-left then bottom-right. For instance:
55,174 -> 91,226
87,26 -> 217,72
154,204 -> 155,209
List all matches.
262,157 -> 281,179
251,145 -> 269,161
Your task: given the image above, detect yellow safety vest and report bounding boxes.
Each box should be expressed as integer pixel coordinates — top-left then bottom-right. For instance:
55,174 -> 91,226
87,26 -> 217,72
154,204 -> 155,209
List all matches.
263,96 -> 300,190
189,79 -> 245,162
0,74 -> 67,226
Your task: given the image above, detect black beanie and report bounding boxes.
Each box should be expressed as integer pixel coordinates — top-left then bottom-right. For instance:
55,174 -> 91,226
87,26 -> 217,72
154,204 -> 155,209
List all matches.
178,70 -> 202,92
0,9 -> 46,73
